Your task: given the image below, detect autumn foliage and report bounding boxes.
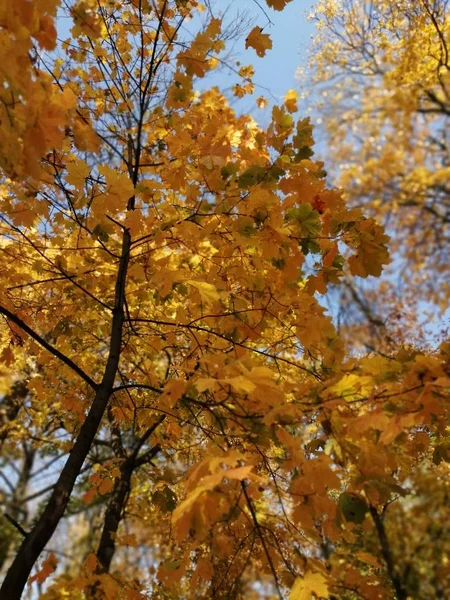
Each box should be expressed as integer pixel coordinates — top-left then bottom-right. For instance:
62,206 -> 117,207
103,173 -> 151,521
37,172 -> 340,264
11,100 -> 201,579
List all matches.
0,1 -> 449,599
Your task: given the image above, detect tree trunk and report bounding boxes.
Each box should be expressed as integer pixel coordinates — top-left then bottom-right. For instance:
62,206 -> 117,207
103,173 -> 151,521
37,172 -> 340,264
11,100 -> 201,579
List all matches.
0,444 -> 35,574
0,230 -> 131,600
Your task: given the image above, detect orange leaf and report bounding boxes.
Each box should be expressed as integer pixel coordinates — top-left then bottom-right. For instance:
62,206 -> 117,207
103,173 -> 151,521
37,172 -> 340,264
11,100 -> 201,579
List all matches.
29,553 -> 58,586
98,478 -> 115,495
266,0 -> 294,10
245,27 -> 273,57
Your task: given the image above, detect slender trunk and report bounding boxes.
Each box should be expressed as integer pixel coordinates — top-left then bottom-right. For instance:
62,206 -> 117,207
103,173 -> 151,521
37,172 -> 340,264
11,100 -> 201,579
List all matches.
0,381 -> 28,446
87,462 -> 134,598
0,444 -> 35,573
369,506 -> 408,600
0,230 -> 131,600
96,462 -> 133,573
89,436 -> 162,597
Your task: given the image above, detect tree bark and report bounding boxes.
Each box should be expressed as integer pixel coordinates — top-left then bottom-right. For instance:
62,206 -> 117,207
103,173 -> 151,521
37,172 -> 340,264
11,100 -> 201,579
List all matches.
96,462 -> 133,573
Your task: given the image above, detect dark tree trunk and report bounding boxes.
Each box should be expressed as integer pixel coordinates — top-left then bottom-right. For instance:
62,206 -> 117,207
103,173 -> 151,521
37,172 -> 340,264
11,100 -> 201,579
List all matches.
0,230 -> 131,600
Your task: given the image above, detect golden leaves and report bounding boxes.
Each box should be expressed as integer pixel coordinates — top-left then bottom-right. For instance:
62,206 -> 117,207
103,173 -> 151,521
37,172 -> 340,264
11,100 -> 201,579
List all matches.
98,165 -> 135,208
160,379 -> 187,408
195,365 -> 278,396
3,2 -> 449,598
34,15 -> 57,50
272,105 -> 294,131
70,0 -> 106,39
326,373 -> 373,402
177,17 -> 223,77
256,96 -> 269,109
172,455 -> 259,541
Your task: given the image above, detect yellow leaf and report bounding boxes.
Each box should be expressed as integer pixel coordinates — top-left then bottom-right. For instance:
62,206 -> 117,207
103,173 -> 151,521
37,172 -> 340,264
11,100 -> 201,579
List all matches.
284,88 -> 299,113
272,105 -> 294,130
191,556 -> 213,588
160,379 -> 187,406
227,375 -> 256,394
66,158 -> 90,191
186,280 -> 221,304
327,374 -> 373,402
199,155 -> 226,170
98,165 -> 135,206
348,219 -> 390,278
195,377 -> 218,392
11,202 -> 36,228
61,87 -> 78,110
289,571 -> 329,600
247,366 -> 277,386
172,465 -> 256,539
245,27 -> 273,57
73,116 -> 100,152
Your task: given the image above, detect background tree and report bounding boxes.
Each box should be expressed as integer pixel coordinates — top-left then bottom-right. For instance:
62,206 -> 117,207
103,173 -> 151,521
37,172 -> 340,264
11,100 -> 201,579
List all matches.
305,0 -> 450,349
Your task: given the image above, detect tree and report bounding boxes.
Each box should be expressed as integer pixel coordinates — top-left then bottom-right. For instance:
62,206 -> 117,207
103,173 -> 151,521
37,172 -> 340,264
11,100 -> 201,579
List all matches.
305,0 -> 450,347
0,1 -> 449,599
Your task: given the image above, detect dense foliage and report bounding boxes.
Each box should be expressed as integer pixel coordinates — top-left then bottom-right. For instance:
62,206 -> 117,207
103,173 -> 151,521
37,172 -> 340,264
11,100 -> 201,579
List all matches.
0,1 -> 449,599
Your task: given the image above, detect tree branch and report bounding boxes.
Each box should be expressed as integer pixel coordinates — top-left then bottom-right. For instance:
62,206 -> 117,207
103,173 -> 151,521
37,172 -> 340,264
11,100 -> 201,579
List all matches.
0,306 -> 97,390
4,513 -> 28,538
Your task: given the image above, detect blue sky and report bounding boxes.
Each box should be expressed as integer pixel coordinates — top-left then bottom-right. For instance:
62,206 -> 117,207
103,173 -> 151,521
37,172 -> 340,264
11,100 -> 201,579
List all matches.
241,1 -> 315,102
193,1 -> 316,121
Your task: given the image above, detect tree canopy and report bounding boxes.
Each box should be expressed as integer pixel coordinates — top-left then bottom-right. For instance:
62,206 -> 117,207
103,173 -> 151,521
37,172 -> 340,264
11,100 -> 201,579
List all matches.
0,1 -> 449,599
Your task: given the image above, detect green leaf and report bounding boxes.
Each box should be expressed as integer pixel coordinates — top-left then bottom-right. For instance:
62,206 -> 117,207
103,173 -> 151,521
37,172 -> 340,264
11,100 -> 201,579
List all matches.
237,165 -> 267,188
339,492 -> 368,524
152,486 -> 178,512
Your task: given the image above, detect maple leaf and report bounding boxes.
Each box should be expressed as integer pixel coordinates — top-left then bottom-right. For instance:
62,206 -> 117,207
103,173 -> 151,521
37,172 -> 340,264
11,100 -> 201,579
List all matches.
272,105 -> 294,130
172,465 -> 257,541
66,158 -> 90,191
73,116 -> 100,152
160,379 -> 187,407
289,571 -> 329,600
186,280 -> 221,304
348,219 -> 390,278
256,96 -> 269,109
245,27 -> 273,57
29,553 -> 58,586
266,0 -> 294,10
326,374 -> 373,402
284,88 -> 299,113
